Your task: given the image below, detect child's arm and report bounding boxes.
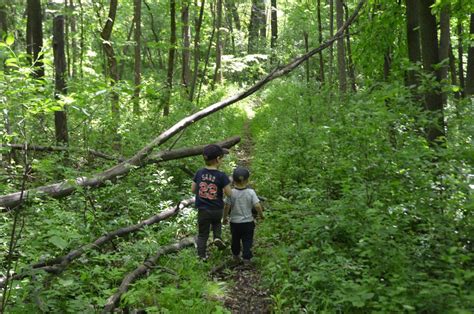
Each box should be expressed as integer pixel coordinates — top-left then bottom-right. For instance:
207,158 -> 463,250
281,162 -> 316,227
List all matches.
223,204 -> 230,224
223,184 -> 232,197
254,202 -> 264,221
191,182 -> 197,194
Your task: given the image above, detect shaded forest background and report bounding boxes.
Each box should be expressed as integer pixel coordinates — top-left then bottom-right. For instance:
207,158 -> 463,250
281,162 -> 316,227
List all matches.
0,0 -> 473,312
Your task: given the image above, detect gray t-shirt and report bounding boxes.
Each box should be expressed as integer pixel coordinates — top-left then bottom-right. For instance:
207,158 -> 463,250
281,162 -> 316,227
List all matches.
225,187 -> 260,223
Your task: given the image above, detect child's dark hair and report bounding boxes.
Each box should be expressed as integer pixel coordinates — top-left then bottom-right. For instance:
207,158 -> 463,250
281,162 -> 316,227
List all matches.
232,166 -> 250,184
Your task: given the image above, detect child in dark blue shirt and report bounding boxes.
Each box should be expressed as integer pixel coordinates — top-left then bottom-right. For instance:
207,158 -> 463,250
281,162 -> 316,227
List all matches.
192,144 -> 232,260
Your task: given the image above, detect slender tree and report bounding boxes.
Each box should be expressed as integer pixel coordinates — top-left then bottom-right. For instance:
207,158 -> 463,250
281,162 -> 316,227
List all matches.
53,15 -> 69,146
69,0 -> 77,77
189,0 -> 205,101
336,0 -> 346,92
164,0 -> 177,116
133,0 -> 142,114
182,0 -> 191,89
406,0 -> 421,87
465,13 -> 474,95
419,0 -> 445,145
270,0 -> 277,49
27,0 -> 44,79
0,3 -> 7,37
329,0 -> 334,84
316,0 -> 324,82
100,0 -> 121,148
213,0 -> 223,85
248,0 -> 266,53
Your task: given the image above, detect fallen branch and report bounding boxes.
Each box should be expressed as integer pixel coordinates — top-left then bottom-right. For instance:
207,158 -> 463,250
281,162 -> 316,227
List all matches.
0,136 -> 240,210
102,236 -> 196,313
6,144 -> 126,162
0,198 -> 195,289
0,0 -> 365,210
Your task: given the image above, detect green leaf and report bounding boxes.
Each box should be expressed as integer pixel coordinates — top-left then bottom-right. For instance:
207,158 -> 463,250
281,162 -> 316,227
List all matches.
49,235 -> 68,250
5,34 -> 14,46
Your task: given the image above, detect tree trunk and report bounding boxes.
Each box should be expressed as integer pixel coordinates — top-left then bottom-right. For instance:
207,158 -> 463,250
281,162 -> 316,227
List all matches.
78,0 -> 84,78
53,15 -> 69,146
329,0 -> 334,85
182,1 -> 191,90
316,0 -> 324,82
304,32 -> 310,85
27,0 -> 44,79
465,13 -> 474,95
248,0 -> 266,53
0,0 -> 366,210
439,6 -> 450,84
344,2 -> 356,90
419,0 -> 445,145
336,0 -> 346,93
457,21 -> 465,96
0,137 -> 240,209
406,0 -> 421,87
189,0 -> 205,101
213,0 -> 223,86
100,0 -> 121,147
270,0 -> 277,49
0,3 -> 7,37
164,0 -> 177,116
64,0 -> 71,77
69,0 -> 77,78
227,0 -> 240,30
133,0 -> 141,114
102,237 -> 196,313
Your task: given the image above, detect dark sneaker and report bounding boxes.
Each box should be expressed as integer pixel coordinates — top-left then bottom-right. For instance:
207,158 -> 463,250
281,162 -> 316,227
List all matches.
232,255 -> 241,263
198,254 -> 208,262
213,238 -> 226,250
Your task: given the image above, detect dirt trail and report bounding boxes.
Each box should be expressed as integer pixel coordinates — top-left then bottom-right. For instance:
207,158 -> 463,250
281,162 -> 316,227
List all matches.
212,118 -> 272,313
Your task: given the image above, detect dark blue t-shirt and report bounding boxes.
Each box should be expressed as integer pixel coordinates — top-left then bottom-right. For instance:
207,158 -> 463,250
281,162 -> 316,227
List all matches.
193,168 -> 230,210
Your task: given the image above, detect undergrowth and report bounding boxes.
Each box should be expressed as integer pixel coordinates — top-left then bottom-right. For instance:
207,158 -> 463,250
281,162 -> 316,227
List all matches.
251,80 -> 473,312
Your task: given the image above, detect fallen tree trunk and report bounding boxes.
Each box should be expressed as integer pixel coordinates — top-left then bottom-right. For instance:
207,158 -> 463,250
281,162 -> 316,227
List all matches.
0,0 -> 365,210
0,198 -> 195,289
7,143 -> 126,162
0,136 -> 240,210
102,236 -> 196,313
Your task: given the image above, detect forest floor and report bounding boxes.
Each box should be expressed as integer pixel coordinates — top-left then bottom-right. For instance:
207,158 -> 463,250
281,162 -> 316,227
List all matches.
212,118 -> 272,313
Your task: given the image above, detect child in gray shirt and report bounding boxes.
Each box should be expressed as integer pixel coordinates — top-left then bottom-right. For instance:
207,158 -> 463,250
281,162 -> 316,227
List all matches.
223,166 -> 264,264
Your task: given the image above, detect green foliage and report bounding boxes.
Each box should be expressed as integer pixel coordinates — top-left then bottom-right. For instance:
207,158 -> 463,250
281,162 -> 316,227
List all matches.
251,80 -> 473,312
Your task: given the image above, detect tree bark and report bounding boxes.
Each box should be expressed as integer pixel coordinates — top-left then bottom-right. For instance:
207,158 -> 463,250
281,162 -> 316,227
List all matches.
213,0 -> 223,85
0,137 -> 240,209
0,0 -> 366,209
0,200 -> 195,290
270,0 -> 277,49
0,3 -> 7,37
164,0 -> 177,116
439,6 -> 450,83
457,21 -> 465,96
328,0 -> 334,85
133,0 -> 142,114
27,0 -> 44,79
336,0 -> 346,93
248,0 -> 266,53
102,236 -> 196,313
406,0 -> 421,87
53,15 -> 69,146
419,0 -> 445,145
465,13 -> 474,95
69,0 -> 78,78
189,0 -> 205,101
343,2 -> 356,90
100,0 -> 121,147
182,0 -> 191,90
317,0 -> 324,82
226,0 -> 240,30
